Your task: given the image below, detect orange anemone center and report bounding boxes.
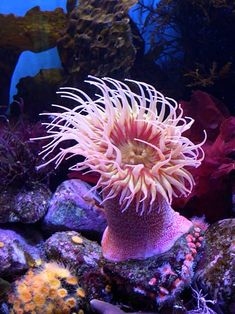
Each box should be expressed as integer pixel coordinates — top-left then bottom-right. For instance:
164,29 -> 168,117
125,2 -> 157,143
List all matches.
119,140 -> 157,168
110,118 -> 161,169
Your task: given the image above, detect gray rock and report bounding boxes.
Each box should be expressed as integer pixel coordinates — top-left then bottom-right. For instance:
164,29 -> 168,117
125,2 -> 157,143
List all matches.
0,183 -> 51,223
42,179 -> 106,236
0,227 -> 45,277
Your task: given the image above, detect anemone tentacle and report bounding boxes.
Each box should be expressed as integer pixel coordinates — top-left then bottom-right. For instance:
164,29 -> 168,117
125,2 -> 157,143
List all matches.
35,76 -> 206,213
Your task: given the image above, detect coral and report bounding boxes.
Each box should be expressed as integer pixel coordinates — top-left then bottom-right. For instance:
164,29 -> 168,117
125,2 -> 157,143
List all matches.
179,90 -> 230,143
8,262 -> 86,314
195,117 -> 235,188
0,121 -> 54,189
36,77 -> 205,261
184,62 -> 232,88
189,287 -> 217,314
0,120 -> 53,223
174,92 -> 235,221
0,7 -> 66,52
57,0 -> 138,82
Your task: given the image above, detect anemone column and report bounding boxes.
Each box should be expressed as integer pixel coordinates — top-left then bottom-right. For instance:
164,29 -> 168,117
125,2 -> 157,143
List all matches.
102,194 -> 192,261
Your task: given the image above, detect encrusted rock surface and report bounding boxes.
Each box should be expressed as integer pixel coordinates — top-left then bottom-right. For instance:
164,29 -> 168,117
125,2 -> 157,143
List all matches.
0,183 -> 51,224
194,218 -> 235,313
102,224 -> 205,312
43,179 -> 106,237
45,231 -> 102,275
45,231 -> 112,309
2,219 -> 234,313
0,227 -> 45,277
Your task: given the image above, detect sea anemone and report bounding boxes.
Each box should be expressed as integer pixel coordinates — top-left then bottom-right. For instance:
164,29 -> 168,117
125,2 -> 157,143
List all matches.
36,77 -> 206,261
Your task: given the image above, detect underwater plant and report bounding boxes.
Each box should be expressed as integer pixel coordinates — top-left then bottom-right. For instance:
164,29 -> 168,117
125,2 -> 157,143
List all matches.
36,77 -> 205,261
135,0 -> 235,108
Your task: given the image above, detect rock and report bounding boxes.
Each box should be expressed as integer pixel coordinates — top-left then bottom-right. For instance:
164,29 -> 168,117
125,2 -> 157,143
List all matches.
102,224 -> 205,312
0,6 -> 66,110
45,231 -> 102,274
0,183 -> 51,224
90,299 -> 158,314
0,227 -> 45,277
0,7 -> 66,52
90,300 -> 125,314
45,231 -> 112,305
44,230 -> 196,313
15,68 -> 64,119
194,219 -> 235,314
42,179 -> 106,237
